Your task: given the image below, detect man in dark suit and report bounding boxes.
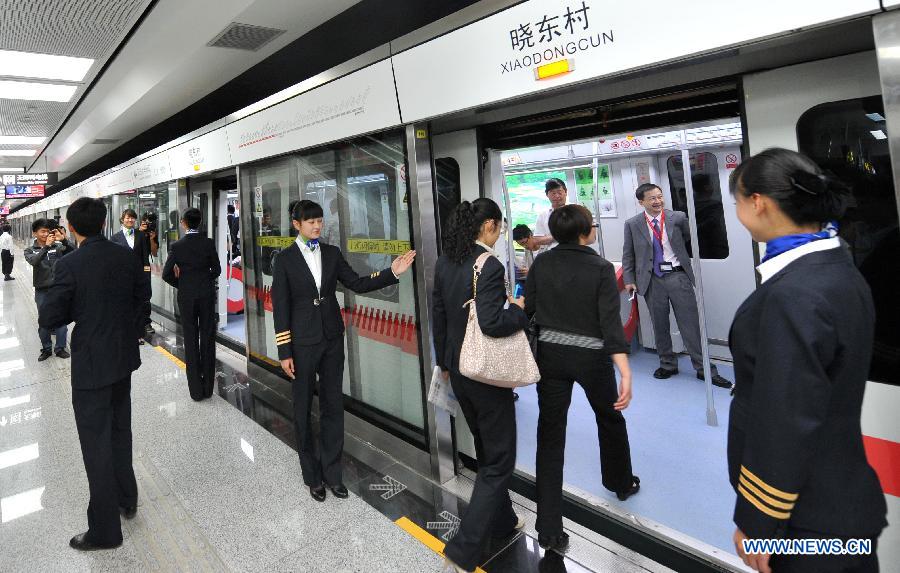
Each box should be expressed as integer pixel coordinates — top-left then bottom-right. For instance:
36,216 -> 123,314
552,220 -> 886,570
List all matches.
271,200 -> 415,502
622,183 -> 731,388
111,208 -> 153,339
162,207 -> 221,401
38,197 -> 150,551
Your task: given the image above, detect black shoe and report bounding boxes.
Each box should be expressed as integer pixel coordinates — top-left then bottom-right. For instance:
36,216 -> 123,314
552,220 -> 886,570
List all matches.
328,483 -> 349,499
69,532 -> 121,551
3,276 -> 13,281
145,325 -> 156,335
38,350 -> 52,362
55,349 -> 70,359
120,505 -> 137,519
538,532 -> 570,553
697,371 -> 733,389
309,485 -> 327,502
653,367 -> 677,379
138,339 -> 145,346
616,476 -> 641,501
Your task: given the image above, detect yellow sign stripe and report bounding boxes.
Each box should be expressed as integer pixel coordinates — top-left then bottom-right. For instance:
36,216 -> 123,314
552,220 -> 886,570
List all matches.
739,475 -> 795,511
256,236 -> 296,248
741,466 -> 799,501
738,485 -> 791,520
346,238 -> 411,255
394,517 -> 486,573
154,345 -> 186,370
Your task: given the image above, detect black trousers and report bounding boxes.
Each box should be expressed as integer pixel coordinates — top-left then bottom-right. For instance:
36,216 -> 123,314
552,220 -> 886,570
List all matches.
292,335 -> 345,487
1,249 -> 12,276
142,270 -> 152,328
770,529 -> 880,573
535,342 -> 634,537
444,371 -> 518,572
71,378 -> 138,545
178,294 -> 216,400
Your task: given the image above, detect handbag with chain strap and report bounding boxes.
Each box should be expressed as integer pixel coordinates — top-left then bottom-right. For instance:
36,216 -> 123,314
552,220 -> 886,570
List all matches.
458,252 -> 540,388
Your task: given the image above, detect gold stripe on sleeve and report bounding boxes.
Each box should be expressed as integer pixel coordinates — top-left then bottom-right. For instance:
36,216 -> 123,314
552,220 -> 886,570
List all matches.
738,485 -> 792,520
738,475 -> 796,511
741,466 -> 799,502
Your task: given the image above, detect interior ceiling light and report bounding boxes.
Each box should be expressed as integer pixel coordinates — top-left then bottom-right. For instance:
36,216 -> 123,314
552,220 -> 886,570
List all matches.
866,112 -> 886,122
0,49 -> 94,82
870,130 -> 888,140
0,150 -> 36,156
0,136 -> 45,145
0,80 -> 77,102
0,168 -> 25,173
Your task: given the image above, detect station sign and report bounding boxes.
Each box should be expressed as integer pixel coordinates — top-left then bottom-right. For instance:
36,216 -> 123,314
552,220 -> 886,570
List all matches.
4,184 -> 45,198
0,173 -> 57,186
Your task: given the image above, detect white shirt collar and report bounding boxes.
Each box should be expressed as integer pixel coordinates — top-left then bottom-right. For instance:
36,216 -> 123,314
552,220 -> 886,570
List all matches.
475,240 -> 495,255
757,237 -> 840,284
295,235 -> 319,253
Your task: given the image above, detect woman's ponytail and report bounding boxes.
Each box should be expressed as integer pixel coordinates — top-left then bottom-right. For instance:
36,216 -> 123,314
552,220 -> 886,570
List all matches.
443,201 -> 476,264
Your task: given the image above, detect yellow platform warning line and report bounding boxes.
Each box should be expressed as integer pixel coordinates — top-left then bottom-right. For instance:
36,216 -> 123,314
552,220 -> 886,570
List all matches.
394,517 -> 486,573
154,345 -> 186,370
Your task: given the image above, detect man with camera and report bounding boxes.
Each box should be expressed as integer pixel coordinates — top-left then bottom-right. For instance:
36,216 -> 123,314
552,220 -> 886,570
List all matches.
24,218 -> 75,360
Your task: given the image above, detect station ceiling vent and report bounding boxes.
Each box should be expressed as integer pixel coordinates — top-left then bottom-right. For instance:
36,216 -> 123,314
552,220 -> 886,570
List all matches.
207,23 -> 286,52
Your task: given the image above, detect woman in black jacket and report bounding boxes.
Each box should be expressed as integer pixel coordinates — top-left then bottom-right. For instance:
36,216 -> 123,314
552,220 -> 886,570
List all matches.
432,198 -> 528,573
728,149 -> 886,573
525,204 -> 639,554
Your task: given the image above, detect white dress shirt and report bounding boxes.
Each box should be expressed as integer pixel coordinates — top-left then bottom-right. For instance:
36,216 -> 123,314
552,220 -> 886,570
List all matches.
645,212 -> 680,266
123,227 -> 135,249
533,207 -> 558,255
0,232 -> 13,251
756,237 -> 840,284
295,236 -> 322,293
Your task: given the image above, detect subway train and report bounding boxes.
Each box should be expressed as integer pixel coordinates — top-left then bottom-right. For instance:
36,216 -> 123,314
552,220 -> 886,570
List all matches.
10,2 -> 899,571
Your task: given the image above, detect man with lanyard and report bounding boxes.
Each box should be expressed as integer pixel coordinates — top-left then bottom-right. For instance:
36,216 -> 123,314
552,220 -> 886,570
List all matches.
532,178 -> 569,256
622,183 -> 731,388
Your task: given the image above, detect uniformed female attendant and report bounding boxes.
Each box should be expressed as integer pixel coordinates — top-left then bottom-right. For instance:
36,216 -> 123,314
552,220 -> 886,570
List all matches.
271,200 -> 415,503
727,149 -> 886,573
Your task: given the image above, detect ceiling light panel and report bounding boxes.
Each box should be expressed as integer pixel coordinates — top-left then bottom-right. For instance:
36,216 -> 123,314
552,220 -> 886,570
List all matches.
0,136 -> 45,145
0,80 -> 76,102
0,150 -> 36,156
0,49 -> 94,82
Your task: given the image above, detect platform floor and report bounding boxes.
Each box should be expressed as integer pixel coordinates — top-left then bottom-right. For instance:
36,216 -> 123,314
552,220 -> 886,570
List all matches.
0,250 -> 674,572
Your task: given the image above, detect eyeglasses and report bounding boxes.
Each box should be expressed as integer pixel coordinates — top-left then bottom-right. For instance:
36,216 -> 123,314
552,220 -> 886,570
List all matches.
591,222 -> 599,228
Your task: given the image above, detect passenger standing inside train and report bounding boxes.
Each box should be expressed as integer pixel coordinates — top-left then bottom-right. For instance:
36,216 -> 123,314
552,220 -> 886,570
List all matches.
37,197 -> 149,550
532,178 -> 568,255
727,149 -> 886,573
622,184 -> 732,388
526,205 -> 640,554
25,218 -> 75,361
162,208 -> 221,401
271,200 -> 415,502
111,209 -> 153,341
432,199 -> 528,573
0,223 -> 15,280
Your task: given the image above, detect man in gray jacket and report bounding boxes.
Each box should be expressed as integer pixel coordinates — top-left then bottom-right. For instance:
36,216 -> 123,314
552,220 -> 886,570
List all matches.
24,218 -> 74,361
622,183 -> 731,388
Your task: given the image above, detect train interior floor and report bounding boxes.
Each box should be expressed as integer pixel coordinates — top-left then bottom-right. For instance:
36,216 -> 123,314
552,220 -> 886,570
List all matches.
0,254 -> 673,572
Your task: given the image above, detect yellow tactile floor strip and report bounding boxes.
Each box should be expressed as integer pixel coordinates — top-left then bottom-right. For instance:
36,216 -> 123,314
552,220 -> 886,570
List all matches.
395,516 -> 487,573
155,344 -> 186,370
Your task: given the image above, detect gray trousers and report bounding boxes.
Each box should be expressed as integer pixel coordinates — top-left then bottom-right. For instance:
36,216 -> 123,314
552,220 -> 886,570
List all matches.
645,271 -> 715,374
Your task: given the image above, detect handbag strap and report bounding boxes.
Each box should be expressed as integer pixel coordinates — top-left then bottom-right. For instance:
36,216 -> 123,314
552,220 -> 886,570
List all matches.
470,251 -> 493,301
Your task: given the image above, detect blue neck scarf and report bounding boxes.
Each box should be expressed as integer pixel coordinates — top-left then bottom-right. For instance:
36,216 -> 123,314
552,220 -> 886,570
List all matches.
304,238 -> 319,252
762,221 -> 838,263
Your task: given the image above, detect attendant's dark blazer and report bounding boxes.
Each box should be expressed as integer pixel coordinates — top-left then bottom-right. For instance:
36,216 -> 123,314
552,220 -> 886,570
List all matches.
727,247 -> 887,540
162,233 -> 221,299
37,236 -> 150,389
432,245 -> 528,373
111,228 -> 152,273
271,242 -> 397,359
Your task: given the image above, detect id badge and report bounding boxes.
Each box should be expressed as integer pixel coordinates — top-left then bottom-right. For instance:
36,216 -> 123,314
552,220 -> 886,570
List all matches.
659,262 -> 674,272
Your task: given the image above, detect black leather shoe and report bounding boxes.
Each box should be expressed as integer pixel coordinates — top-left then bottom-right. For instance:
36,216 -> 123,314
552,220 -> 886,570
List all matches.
38,350 -> 52,362
538,532 -> 570,553
69,532 -> 121,551
55,349 -> 70,359
120,505 -> 137,519
3,276 -> 13,281
328,483 -> 349,499
309,485 -> 327,502
697,371 -> 733,389
653,367 -> 677,379
617,476 -> 641,501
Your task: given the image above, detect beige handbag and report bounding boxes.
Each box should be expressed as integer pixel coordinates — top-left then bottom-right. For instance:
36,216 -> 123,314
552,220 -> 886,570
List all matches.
458,252 -> 540,388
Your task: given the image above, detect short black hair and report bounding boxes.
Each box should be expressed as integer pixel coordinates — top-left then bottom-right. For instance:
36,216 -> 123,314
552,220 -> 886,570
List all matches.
182,208 -> 202,230
545,178 -> 566,194
635,183 -> 662,201
227,205 -> 235,214
68,198 -> 107,237
120,208 -> 137,221
32,218 -> 54,233
548,204 -> 593,245
291,199 -> 324,222
512,224 -> 533,242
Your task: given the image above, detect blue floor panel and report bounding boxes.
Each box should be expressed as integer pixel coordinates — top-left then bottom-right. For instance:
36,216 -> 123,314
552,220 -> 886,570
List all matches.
515,349 -> 737,552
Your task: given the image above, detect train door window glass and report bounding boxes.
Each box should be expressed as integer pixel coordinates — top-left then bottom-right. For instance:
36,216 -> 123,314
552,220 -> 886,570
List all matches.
797,96 -> 900,386
435,157 -> 461,249
135,182 -> 178,317
666,153 -> 730,259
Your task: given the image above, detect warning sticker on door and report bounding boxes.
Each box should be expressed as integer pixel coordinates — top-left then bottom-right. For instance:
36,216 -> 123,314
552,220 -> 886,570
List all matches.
346,239 -> 411,255
725,153 -> 739,169
255,236 -> 296,248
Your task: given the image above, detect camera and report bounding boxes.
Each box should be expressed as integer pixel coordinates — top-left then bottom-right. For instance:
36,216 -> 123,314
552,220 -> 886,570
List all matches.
141,211 -> 159,233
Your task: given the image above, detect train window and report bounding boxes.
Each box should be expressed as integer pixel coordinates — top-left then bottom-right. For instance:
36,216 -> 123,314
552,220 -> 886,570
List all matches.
504,169 -> 566,230
666,152 -> 730,259
434,157 -> 461,250
798,96 -> 900,386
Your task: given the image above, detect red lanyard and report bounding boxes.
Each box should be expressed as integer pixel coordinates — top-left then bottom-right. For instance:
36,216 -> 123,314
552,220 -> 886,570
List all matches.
645,211 -> 665,243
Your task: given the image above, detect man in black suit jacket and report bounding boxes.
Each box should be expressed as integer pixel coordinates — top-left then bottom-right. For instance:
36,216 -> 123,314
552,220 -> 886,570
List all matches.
38,197 -> 150,551
111,208 -> 153,338
271,200 -> 416,502
162,208 -> 222,400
